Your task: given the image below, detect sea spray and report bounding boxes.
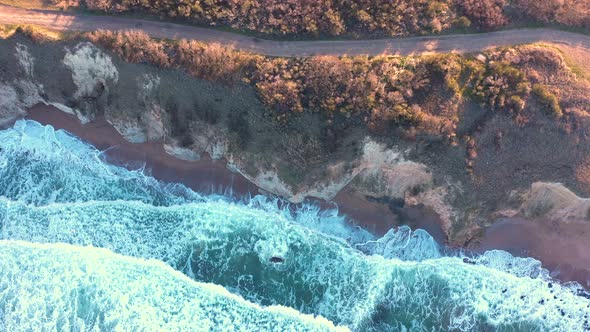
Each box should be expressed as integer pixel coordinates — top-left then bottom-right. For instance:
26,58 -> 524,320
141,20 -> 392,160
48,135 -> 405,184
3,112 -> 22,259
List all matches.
1,120 -> 590,331
356,225 -> 441,261
0,240 -> 345,331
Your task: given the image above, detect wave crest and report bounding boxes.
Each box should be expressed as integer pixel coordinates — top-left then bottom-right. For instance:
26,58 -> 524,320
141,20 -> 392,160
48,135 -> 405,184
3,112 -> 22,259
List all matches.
0,240 -> 345,331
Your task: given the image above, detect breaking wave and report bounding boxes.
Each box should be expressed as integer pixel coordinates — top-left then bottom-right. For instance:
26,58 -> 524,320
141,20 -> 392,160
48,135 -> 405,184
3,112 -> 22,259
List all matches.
0,240 -> 344,331
1,120 -> 589,331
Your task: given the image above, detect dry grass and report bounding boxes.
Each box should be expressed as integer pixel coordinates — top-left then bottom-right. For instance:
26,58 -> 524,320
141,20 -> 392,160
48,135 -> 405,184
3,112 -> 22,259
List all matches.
0,0 -> 59,10
0,23 -> 79,41
539,43 -> 590,82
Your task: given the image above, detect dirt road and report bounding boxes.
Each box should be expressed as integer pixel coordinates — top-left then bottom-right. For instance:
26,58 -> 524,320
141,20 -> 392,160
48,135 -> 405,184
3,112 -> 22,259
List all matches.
1,4 -> 589,57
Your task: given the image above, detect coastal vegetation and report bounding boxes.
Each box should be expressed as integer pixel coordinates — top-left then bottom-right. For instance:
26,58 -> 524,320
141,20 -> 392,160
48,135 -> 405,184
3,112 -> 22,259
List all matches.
43,0 -> 589,37
2,25 -> 590,247
0,24 -> 77,41
87,30 -> 568,139
531,83 -> 562,117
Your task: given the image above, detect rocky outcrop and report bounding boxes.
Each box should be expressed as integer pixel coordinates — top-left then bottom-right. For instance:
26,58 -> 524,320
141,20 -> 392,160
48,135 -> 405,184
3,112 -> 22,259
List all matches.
1,41 -> 121,128
0,82 -> 28,128
406,186 -> 457,234
229,138 -> 435,205
163,144 -> 201,161
520,182 -> 590,221
107,103 -> 166,143
0,43 -> 44,128
63,42 -> 118,101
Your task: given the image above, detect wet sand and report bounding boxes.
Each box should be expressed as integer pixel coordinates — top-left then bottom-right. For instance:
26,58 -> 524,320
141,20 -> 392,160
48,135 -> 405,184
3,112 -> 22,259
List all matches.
26,104 -> 258,197
477,217 -> 590,287
24,103 -> 590,287
333,190 -> 447,242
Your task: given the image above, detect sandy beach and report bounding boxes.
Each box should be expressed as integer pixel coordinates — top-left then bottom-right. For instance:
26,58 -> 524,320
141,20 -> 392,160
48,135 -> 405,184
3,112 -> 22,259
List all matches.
25,103 -> 590,288
477,217 -> 590,287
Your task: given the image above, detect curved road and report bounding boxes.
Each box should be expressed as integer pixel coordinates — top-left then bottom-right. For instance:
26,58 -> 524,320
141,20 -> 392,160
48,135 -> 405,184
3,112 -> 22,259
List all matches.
0,4 -> 589,57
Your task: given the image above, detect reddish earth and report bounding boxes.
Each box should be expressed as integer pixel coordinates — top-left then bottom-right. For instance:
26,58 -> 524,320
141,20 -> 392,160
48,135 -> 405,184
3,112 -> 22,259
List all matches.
477,217 -> 590,288
25,103 -> 590,288
26,104 -> 258,197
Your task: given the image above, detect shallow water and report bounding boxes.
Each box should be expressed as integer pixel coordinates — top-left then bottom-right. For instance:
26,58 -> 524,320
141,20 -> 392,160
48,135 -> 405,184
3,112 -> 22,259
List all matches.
1,120 -> 589,331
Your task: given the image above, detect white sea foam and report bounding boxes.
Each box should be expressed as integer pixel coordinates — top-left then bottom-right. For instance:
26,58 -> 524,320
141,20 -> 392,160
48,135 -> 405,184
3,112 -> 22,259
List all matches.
2,197 -> 590,331
0,240 -> 346,331
0,119 -> 369,244
0,119 -> 204,206
355,225 -> 441,261
0,197 -> 388,329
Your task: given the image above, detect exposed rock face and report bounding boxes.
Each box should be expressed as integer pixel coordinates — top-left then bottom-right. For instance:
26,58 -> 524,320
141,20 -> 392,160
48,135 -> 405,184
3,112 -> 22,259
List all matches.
51,102 -> 93,123
105,73 -> 167,143
15,43 -> 34,78
520,182 -> 590,221
163,144 -> 200,161
0,83 -> 27,128
189,122 -> 228,160
63,42 -> 118,101
350,161 -> 432,199
229,167 -> 295,199
106,117 -> 147,143
0,43 -> 44,128
230,138 -> 435,204
137,73 -> 159,104
62,42 -> 119,123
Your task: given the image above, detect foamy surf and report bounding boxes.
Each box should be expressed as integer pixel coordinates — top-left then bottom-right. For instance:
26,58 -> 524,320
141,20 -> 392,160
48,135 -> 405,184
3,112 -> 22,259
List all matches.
2,197 -> 590,331
0,240 -> 345,331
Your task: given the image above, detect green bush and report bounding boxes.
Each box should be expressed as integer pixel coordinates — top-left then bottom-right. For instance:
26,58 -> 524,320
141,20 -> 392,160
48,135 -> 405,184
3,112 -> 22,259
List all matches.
532,84 -> 562,117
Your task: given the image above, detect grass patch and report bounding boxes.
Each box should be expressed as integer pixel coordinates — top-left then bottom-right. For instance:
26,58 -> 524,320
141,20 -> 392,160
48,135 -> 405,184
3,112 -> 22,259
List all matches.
0,23 -> 80,41
532,84 -> 562,117
0,0 -> 60,10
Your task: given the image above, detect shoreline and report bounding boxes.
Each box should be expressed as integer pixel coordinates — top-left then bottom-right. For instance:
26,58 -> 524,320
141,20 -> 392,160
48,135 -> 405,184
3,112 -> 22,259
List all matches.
25,103 -> 590,288
476,217 -> 590,287
25,103 -> 444,240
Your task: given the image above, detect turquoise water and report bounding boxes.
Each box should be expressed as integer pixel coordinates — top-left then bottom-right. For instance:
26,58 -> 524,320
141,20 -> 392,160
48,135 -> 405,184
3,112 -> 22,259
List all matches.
1,120 -> 589,331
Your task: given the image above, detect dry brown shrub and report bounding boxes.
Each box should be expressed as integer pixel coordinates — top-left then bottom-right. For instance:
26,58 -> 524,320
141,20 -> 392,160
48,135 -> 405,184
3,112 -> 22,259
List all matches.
556,0 -> 590,29
253,58 -> 304,114
73,0 -> 459,37
514,0 -> 589,29
175,40 -> 254,82
302,56 -> 357,113
87,30 -> 170,67
456,0 -> 508,29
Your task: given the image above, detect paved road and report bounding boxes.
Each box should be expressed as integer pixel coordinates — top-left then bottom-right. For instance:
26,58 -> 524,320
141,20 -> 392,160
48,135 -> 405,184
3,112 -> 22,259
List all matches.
1,4 -> 589,57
